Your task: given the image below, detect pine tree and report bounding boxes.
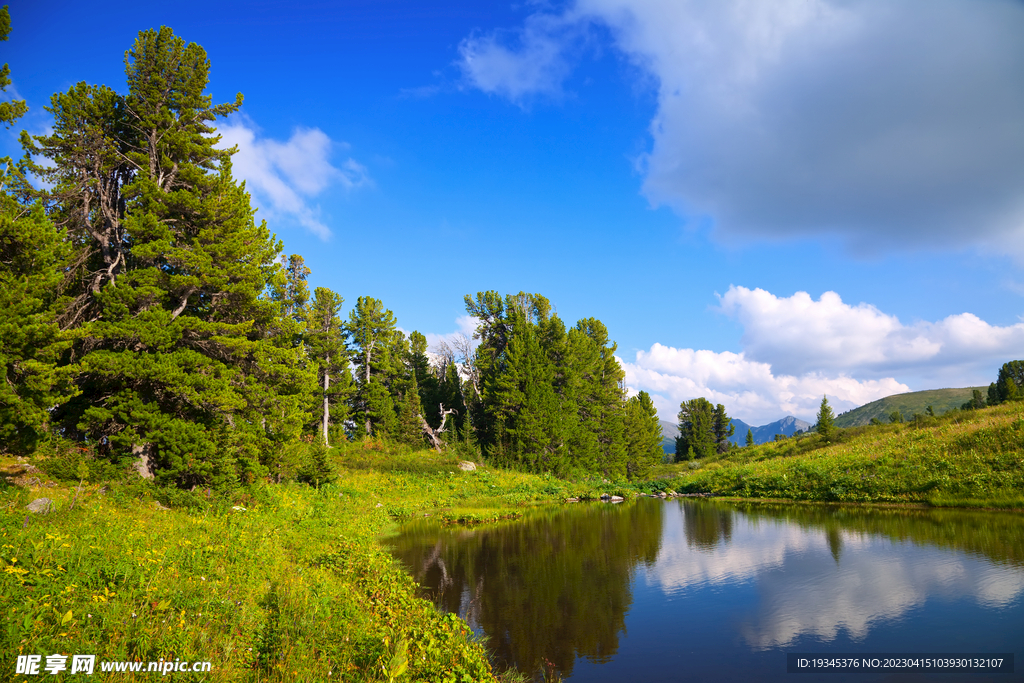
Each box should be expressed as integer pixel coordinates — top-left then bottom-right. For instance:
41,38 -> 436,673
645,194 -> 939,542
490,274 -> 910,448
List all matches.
712,403 -> 735,453
745,427 -> 754,447
33,27 -> 312,487
305,287 -> 352,446
676,398 -> 715,461
347,296 -> 402,438
816,395 -> 835,441
623,391 -> 662,480
0,7 -> 73,452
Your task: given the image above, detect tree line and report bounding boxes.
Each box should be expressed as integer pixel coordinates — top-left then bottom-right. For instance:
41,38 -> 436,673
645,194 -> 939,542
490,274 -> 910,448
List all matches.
0,22 -> 663,487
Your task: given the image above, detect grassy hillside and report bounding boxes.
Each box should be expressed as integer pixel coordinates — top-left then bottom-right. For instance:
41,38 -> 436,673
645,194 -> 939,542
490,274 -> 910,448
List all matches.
834,387 -> 985,427
649,402 -> 1024,508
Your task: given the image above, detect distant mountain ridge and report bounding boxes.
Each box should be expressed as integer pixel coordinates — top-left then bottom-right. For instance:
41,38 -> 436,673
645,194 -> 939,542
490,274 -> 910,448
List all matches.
659,416 -> 811,454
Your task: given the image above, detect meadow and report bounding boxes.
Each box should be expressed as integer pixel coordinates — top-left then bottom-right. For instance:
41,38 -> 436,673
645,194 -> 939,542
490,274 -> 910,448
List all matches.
650,401 -> 1024,508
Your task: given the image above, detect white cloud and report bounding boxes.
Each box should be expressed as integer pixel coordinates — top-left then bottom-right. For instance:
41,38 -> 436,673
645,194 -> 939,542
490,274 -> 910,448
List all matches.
457,12 -> 581,104
623,285 -> 1023,423
457,0 -> 1024,257
621,345 -> 907,424
216,116 -> 370,240
718,286 -> 1024,380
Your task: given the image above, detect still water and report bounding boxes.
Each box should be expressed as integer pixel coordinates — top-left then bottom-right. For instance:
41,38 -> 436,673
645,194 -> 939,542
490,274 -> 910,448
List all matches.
388,499 -> 1024,682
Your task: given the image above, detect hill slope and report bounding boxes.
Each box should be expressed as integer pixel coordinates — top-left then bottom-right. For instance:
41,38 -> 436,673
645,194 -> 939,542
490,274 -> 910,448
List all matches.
653,402 -> 1024,507
834,387 -> 985,427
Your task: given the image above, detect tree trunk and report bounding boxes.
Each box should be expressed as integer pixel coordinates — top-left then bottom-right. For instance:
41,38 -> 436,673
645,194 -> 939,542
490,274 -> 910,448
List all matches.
132,443 -> 154,479
322,354 -> 330,448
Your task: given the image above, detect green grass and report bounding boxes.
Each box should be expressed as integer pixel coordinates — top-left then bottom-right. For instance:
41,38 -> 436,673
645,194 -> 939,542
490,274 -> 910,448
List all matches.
0,441 -> 593,682
833,386 -> 985,427
652,402 -> 1024,507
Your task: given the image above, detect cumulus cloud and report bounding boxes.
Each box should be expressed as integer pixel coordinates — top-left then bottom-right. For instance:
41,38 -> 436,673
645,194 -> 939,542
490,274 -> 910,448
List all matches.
622,285 -> 1023,423
457,0 -> 1024,256
216,116 -> 370,239
718,286 -> 1024,379
620,345 -> 907,424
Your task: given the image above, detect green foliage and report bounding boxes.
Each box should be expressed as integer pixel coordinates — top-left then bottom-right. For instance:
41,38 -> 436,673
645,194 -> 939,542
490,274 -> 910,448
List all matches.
0,6 -> 28,126
623,391 -> 663,480
463,291 -> 632,478
833,387 -> 986,427
745,428 -> 754,447
24,27 -> 313,487
347,296 -> 404,439
656,402 -> 1024,506
305,286 -> 353,446
816,395 -> 836,442
988,360 -> 1023,406
675,398 -> 716,461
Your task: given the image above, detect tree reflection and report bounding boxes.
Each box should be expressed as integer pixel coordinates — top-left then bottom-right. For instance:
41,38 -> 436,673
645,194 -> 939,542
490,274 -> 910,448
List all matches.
680,499 -> 734,550
389,501 -> 664,679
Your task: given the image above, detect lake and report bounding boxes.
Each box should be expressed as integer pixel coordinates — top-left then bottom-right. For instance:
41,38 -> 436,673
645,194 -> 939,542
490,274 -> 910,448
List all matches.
388,498 -> 1024,682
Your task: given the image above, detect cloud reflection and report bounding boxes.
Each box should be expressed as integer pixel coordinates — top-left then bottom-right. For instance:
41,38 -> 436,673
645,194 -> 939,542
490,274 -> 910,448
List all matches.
646,502 -> 1024,650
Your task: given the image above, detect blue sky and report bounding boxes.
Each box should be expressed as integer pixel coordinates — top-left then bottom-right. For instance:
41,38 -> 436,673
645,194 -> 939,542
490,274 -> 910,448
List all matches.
6,0 -> 1024,424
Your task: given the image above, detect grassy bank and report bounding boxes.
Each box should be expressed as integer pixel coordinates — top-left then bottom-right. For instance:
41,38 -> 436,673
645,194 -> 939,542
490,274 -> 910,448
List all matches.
0,442 -> 592,683
648,402 -> 1024,508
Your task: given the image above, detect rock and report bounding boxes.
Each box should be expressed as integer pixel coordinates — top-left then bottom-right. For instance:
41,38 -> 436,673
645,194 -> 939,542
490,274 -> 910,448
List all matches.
609,495 -> 624,503
564,497 -> 579,503
26,498 -> 53,514
132,443 -> 154,480
457,461 -> 477,472
600,493 -> 612,500
657,492 -> 667,499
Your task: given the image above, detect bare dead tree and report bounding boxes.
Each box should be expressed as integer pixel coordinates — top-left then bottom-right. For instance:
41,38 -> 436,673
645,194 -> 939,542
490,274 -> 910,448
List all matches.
420,402 -> 458,452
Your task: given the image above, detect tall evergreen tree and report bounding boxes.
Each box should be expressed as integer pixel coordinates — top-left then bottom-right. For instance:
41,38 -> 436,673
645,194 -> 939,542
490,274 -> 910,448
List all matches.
30,27 -> 312,487
0,9 -> 73,451
745,428 -> 754,447
623,391 -> 662,480
712,403 -> 735,453
676,398 -> 715,461
305,286 -> 352,446
816,395 -> 835,441
347,296 -> 401,438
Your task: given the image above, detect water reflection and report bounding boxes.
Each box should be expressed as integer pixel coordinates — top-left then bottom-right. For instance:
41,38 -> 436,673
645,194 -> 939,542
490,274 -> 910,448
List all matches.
389,500 -> 1024,681
390,502 -> 663,678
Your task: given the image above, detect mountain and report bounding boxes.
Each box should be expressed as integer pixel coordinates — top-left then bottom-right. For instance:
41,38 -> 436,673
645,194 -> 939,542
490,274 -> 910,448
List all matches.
659,420 -> 677,455
738,416 -> 811,445
833,387 -> 985,427
659,416 -> 811,454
